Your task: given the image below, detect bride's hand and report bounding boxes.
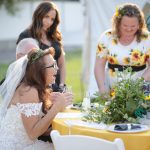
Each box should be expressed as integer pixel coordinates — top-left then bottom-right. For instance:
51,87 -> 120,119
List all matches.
52,92 -> 73,111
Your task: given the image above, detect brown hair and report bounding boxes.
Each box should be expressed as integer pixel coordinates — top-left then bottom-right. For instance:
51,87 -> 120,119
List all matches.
112,3 -> 148,42
29,1 -> 62,47
23,48 -> 55,112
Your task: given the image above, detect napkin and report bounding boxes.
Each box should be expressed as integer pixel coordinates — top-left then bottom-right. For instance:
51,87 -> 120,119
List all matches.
114,124 -> 128,131
64,120 -> 107,129
114,124 -> 141,131
55,113 -> 83,119
131,124 -> 141,129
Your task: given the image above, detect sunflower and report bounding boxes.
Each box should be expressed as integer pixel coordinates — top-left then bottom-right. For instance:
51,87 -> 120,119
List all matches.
141,54 -> 149,65
115,7 -> 119,17
106,31 -> 112,36
102,107 -> 109,113
131,50 -> 141,62
145,95 -> 150,100
108,56 -> 118,64
110,89 -> 115,98
97,43 -> 105,54
109,69 -> 116,77
123,57 -> 130,65
112,39 -> 118,45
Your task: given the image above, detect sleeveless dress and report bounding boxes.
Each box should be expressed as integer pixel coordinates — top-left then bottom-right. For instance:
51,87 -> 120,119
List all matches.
0,102 -> 54,150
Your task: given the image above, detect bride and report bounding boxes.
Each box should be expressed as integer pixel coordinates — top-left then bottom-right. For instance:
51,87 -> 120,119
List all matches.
0,48 -> 73,149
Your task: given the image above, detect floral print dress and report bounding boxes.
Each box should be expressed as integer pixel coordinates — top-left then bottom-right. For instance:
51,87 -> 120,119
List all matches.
96,29 -> 150,89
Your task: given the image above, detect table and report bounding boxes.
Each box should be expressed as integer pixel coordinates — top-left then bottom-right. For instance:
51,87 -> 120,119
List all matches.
52,109 -> 150,150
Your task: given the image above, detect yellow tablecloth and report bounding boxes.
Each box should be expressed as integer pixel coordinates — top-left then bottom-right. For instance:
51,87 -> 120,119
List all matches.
52,109 -> 150,150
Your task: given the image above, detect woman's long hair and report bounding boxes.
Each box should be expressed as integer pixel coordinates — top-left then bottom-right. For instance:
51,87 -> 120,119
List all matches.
112,3 -> 148,42
29,1 -> 62,47
23,48 -> 54,113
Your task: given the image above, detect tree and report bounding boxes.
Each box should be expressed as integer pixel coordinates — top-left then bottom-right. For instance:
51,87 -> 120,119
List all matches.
0,0 -> 34,15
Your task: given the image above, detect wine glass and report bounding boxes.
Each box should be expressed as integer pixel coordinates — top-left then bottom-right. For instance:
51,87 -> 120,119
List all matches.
63,85 -> 72,93
64,86 -> 73,109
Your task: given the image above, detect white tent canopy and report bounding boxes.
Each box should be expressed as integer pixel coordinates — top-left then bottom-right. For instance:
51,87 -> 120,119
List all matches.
82,0 -> 150,95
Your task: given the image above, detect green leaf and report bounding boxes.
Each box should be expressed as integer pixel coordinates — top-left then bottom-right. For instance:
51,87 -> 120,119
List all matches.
126,101 -> 137,114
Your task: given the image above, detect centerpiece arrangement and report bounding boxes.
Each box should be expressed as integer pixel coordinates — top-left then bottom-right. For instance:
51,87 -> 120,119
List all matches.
83,69 -> 150,124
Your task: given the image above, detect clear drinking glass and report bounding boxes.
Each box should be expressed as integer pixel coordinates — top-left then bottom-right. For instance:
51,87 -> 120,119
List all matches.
63,86 -> 73,109
63,85 -> 72,93
82,91 -> 91,110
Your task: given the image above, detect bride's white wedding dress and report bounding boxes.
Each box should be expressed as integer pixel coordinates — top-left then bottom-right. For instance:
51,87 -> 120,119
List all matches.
0,102 -> 53,150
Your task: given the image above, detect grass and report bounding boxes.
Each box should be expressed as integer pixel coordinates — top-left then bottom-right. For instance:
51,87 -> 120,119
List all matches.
0,64 -> 8,81
0,49 -> 83,102
65,49 -> 83,102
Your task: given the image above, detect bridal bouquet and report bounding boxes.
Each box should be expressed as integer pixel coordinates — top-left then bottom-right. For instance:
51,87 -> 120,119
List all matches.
84,69 -> 150,124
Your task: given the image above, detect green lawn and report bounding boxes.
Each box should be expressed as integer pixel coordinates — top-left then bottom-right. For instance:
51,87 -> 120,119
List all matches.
65,49 -> 83,102
0,64 -> 8,81
0,49 -> 83,102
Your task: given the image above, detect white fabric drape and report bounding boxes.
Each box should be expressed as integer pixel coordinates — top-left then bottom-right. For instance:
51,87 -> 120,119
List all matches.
0,55 -> 28,126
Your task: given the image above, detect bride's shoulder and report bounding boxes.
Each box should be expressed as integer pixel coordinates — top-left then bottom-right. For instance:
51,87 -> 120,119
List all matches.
18,85 -> 40,104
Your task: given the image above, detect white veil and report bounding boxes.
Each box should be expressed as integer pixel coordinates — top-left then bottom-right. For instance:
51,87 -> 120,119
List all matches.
0,55 -> 28,124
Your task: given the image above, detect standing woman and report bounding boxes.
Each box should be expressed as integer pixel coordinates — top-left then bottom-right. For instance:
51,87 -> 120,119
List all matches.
94,3 -> 150,94
17,1 -> 66,91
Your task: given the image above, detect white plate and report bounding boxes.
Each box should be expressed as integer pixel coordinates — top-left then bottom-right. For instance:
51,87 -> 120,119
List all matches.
107,124 -> 149,133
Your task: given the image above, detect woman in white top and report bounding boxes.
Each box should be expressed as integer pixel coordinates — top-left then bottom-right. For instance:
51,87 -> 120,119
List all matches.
0,48 -> 73,149
94,3 -> 150,94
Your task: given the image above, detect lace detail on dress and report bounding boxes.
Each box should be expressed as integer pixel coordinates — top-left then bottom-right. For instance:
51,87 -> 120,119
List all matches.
17,103 -> 42,117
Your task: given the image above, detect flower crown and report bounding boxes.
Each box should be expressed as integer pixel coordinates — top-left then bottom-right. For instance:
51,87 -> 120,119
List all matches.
115,6 -> 138,18
30,49 -> 44,64
115,7 -> 126,17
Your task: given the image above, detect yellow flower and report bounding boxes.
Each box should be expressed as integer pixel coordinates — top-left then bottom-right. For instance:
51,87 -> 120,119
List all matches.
115,7 -> 119,17
108,56 -> 118,64
145,95 -> 150,100
102,107 -> 108,113
131,50 -> 141,62
123,57 -> 130,65
109,88 -> 116,98
106,31 -> 112,36
97,44 -> 103,54
109,69 -> 116,77
112,39 -> 117,45
141,54 -> 149,65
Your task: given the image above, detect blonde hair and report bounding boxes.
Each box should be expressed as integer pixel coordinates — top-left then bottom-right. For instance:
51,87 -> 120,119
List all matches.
112,3 -> 148,42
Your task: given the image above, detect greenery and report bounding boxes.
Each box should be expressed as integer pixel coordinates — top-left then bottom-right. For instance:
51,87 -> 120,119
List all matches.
0,64 -> 8,81
0,0 -> 79,15
84,69 -> 150,124
0,0 -> 34,15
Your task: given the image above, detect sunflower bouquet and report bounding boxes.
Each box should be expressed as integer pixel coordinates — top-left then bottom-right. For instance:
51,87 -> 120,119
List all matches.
84,69 -> 150,124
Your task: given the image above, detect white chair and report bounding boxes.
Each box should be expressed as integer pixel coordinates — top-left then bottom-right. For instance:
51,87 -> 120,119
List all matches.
50,130 -> 125,150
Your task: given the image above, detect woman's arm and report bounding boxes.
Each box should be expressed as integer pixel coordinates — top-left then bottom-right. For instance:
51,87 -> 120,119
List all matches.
142,59 -> 150,81
24,98 -> 65,140
94,57 -> 107,94
20,88 -> 71,140
57,51 -> 66,86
